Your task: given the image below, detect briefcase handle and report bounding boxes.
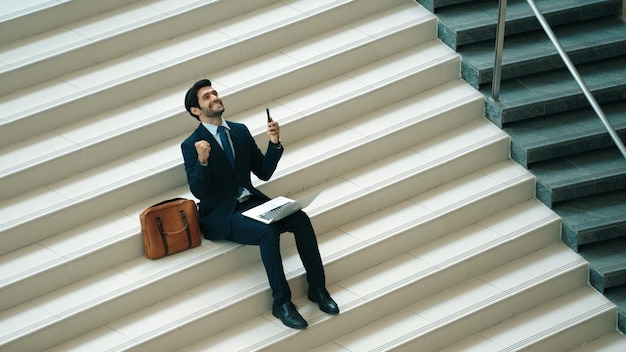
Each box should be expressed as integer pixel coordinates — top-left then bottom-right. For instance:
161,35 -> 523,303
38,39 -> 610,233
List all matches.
156,210 -> 189,236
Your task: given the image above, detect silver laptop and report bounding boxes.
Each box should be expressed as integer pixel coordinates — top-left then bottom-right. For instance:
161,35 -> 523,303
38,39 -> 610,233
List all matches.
242,191 -> 321,224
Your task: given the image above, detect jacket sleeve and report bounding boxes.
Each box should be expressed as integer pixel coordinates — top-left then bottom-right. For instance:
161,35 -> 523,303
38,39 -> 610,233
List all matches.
245,126 -> 283,181
181,137 -> 212,200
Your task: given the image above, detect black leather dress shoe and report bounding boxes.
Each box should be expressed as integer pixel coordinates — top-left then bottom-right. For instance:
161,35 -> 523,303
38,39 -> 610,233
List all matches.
272,301 -> 308,329
308,288 -> 340,315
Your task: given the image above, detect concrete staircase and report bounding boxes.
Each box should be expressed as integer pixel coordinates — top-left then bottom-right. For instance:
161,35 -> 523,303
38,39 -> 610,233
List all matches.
417,0 -> 626,334
1,0 -> 624,351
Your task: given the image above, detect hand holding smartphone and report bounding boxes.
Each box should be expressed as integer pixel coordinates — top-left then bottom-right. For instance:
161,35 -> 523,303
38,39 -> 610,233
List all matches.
265,108 -> 280,145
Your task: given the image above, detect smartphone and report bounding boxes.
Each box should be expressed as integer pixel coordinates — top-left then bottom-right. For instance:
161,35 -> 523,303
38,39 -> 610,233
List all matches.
266,108 -> 271,122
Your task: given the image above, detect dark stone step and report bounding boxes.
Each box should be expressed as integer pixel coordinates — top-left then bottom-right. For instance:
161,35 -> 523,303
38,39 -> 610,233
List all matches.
579,237 -> 626,292
460,16 -> 626,89
531,147 -> 626,206
433,0 -> 622,49
556,189 -> 626,250
604,284 -> 626,333
482,56 -> 626,127
416,0 -> 476,13
505,100 -> 626,167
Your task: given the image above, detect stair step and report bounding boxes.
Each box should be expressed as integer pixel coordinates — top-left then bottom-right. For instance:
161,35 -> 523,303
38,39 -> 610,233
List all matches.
460,16 -> 626,88
604,285 -> 626,334
416,0 -> 476,12
482,56 -> 626,127
0,124 -> 516,351
556,189 -> 626,250
0,0 -> 414,148
569,330 -> 626,352
531,147 -> 626,207
0,0 -> 277,96
580,238 -> 626,292
438,286 -> 616,351
47,196 -> 555,352
0,43 -> 461,255
506,100 -> 626,167
0,4 -> 438,199
433,0 -> 623,50
313,243 -> 588,352
0,80 -> 482,310
0,0 -> 137,45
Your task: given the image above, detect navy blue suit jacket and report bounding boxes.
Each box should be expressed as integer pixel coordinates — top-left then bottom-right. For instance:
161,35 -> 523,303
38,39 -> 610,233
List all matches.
181,121 -> 283,240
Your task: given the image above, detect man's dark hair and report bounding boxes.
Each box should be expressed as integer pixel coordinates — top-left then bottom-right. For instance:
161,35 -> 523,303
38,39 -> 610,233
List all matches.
184,79 -> 212,120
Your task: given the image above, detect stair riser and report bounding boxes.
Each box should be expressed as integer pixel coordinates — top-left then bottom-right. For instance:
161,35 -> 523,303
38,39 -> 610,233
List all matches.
0,241 -> 251,351
0,121 -> 507,308
537,172 -> 626,207
2,67 -> 458,253
398,265 -> 589,352
438,0 -> 623,49
260,98 -> 484,199
507,306 -> 616,352
0,97 -> 483,310
0,0 -> 418,148
310,136 -> 514,235
61,184 -> 548,352
0,111 -> 196,201
204,23 -> 439,119
0,0 -> 279,96
0,165 -> 186,256
0,50 -> 461,252
463,40 -> 626,89
0,0 -> 138,45
565,221 -> 626,250
1,31 -> 445,201
486,84 -> 626,127
0,233 -> 142,312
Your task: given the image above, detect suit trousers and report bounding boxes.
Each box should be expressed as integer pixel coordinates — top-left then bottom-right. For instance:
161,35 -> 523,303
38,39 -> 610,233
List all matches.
230,197 -> 326,304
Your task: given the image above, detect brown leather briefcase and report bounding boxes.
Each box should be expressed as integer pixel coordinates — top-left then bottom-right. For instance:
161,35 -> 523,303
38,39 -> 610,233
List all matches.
140,198 -> 202,259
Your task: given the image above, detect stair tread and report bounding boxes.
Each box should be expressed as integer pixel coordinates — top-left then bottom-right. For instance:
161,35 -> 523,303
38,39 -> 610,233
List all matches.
3,0 -> 623,349
556,189 -> 626,249
505,100 -> 626,166
0,81 -> 482,308
532,148 -> 626,206
438,286 -> 615,352
0,57 -> 467,253
45,199 -> 560,351
0,0 -> 396,96
0,2 -> 434,148
569,330 -> 626,352
531,147 -> 626,196
0,129 -> 517,348
313,243 -> 587,352
460,16 -> 626,87
0,8 -> 439,198
0,0 -> 138,45
580,238 -> 626,276
435,0 -> 622,49
482,56 -> 626,125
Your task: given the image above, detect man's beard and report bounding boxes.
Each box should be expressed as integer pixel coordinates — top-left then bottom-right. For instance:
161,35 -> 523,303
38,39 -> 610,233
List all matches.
202,104 -> 224,117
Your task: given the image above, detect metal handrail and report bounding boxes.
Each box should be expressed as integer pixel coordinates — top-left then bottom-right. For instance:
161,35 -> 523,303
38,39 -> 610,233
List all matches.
491,0 -> 626,159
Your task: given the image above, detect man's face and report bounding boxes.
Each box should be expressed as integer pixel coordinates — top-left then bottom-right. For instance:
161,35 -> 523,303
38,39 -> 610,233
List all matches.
196,86 -> 225,119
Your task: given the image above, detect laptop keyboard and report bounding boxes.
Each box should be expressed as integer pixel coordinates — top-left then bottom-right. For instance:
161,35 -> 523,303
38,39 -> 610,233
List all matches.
259,203 -> 289,221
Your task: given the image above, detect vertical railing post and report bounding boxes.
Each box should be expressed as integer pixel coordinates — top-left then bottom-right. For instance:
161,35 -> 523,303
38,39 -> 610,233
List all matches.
491,0 -> 507,101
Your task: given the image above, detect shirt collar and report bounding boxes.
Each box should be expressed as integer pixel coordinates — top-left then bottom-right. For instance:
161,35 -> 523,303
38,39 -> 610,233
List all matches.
202,118 -> 230,137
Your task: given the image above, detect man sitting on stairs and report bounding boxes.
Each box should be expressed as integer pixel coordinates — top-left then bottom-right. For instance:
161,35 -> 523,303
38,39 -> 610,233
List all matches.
180,79 -> 339,329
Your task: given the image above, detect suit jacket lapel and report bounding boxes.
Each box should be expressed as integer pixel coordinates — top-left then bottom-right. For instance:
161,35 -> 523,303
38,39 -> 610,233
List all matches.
197,124 -> 234,175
